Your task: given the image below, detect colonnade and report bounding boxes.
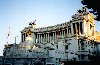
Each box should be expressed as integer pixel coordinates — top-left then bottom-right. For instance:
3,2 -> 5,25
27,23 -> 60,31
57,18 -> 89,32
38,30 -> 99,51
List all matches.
34,30 -> 67,43
21,22 -> 84,43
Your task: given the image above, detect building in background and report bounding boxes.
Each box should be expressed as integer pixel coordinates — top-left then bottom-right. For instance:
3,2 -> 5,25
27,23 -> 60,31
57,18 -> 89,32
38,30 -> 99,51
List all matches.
1,7 -> 100,65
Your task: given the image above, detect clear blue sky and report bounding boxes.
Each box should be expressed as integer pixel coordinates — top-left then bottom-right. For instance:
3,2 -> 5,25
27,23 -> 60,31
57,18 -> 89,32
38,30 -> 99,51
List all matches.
0,0 -> 100,56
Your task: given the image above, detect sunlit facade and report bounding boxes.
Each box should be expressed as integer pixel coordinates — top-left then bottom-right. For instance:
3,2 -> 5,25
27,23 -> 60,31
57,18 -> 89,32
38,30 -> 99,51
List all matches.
2,7 -> 100,65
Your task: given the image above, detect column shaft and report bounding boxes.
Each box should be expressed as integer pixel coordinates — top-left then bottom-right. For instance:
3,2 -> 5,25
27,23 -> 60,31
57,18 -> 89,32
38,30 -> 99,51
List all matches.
32,33 -> 35,43
44,33 -> 45,42
46,33 -> 47,42
62,31 -> 63,36
53,32 -> 54,41
48,33 -> 49,42
55,32 -> 56,42
37,34 -> 38,43
39,34 -> 40,43
64,30 -> 65,37
41,34 -> 42,43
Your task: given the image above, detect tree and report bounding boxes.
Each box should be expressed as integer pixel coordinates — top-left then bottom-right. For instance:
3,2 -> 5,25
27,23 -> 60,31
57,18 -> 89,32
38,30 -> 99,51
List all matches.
81,0 -> 100,21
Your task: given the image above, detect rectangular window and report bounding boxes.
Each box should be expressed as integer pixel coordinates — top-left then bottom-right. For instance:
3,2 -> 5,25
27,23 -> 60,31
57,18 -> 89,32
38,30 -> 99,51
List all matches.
80,40 -> 84,50
57,45 -> 58,49
81,54 -> 84,60
78,39 -> 80,50
65,45 -> 68,50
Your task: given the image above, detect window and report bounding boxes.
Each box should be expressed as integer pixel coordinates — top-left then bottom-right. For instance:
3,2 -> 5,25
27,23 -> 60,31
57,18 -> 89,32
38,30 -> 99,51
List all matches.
65,40 -> 67,43
78,55 -> 80,59
56,45 -> 58,49
73,57 -> 76,61
88,54 -> 92,60
78,39 -> 80,50
81,54 -> 85,60
81,41 -> 84,50
65,45 -> 68,50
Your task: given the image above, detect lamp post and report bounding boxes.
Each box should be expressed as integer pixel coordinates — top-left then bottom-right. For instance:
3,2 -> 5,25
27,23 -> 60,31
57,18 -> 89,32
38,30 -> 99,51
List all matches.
14,35 -> 18,44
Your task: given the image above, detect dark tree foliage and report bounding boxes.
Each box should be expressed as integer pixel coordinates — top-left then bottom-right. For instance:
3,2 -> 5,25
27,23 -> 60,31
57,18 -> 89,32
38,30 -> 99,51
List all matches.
81,0 -> 100,21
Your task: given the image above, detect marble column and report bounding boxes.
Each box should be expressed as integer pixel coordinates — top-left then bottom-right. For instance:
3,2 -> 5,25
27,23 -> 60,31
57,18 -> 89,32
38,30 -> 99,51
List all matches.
79,23 -> 80,35
39,34 -> 40,43
44,33 -> 45,42
41,34 -> 42,43
80,22 -> 83,34
48,33 -> 49,42
64,30 -> 65,37
39,34 -> 41,43
75,23 -> 77,35
60,31 -> 61,36
55,32 -> 56,41
46,33 -> 47,42
21,33 -> 22,42
32,33 -> 35,43
67,28 -> 69,35
22,34 -> 24,42
53,32 -> 54,41
37,34 -> 38,43
62,30 -> 63,36
42,34 -> 43,42
24,33 -> 26,40
50,34 -> 51,42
